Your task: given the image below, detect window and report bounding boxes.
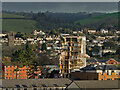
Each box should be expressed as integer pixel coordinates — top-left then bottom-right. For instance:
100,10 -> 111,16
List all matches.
5,73 -> 8,75
114,78 -> 119,80
6,77 -> 8,79
107,78 -> 112,80
111,70 -> 114,73
6,70 -> 8,72
33,88 -> 37,90
22,85 -> 27,89
53,84 -> 58,87
107,71 -> 109,75
42,84 -> 46,87
55,88 -> 59,90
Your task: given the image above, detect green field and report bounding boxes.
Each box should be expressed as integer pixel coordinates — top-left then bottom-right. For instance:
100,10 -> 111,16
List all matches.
75,12 -> 118,26
2,13 -> 25,18
2,12 -> 119,33
2,13 -> 38,33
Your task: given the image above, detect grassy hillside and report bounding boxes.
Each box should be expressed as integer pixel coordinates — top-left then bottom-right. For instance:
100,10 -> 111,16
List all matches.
2,13 -> 25,18
75,12 -> 118,26
2,12 -> 119,33
2,13 -> 38,33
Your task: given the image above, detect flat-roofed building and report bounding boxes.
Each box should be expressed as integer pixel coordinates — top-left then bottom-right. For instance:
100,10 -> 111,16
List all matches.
59,35 -> 86,78
4,66 -> 41,79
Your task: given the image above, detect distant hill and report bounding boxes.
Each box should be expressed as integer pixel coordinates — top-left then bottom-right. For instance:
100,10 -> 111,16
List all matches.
2,13 -> 38,33
2,13 -> 25,18
75,12 -> 119,28
2,12 -> 119,33
45,12 -> 105,22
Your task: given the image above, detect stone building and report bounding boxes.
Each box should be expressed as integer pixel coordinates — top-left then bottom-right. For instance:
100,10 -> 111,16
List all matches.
59,35 -> 86,78
8,32 -> 15,47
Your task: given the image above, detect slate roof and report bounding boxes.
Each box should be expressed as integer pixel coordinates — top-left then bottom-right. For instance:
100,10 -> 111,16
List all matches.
81,64 -> 120,70
72,80 -> 120,89
95,65 -> 120,70
87,59 -> 98,63
87,58 -> 120,63
2,79 -> 72,88
2,79 -> 120,89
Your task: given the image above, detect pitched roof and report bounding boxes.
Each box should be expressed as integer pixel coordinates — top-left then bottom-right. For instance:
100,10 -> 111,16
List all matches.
81,64 -> 120,70
87,58 -> 120,63
97,59 -> 120,63
2,79 -> 72,88
67,80 -> 120,89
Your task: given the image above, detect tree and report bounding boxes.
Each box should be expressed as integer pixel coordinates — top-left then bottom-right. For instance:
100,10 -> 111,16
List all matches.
15,32 -> 25,39
12,49 -> 26,66
41,43 -> 47,51
50,29 -> 57,35
116,46 -> 120,60
25,43 -> 35,66
27,61 -> 39,79
41,67 -> 51,78
12,43 -> 40,79
12,43 -> 35,66
103,41 -> 117,49
92,45 -> 100,52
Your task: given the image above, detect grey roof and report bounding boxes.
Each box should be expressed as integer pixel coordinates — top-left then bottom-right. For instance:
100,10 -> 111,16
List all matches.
87,59 -> 98,63
2,79 -> 120,89
68,80 -> 120,89
2,79 -> 72,88
97,59 -> 120,63
87,59 -> 120,63
95,65 -> 120,70
81,64 -> 120,70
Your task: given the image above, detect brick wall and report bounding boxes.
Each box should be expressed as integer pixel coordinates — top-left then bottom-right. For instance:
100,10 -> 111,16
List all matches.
98,72 -> 120,80
106,59 -> 118,65
4,66 -> 41,79
70,72 -> 98,80
70,72 -> 120,80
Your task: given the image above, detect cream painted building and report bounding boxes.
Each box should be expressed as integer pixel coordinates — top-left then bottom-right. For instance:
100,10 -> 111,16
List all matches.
59,35 -> 86,78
